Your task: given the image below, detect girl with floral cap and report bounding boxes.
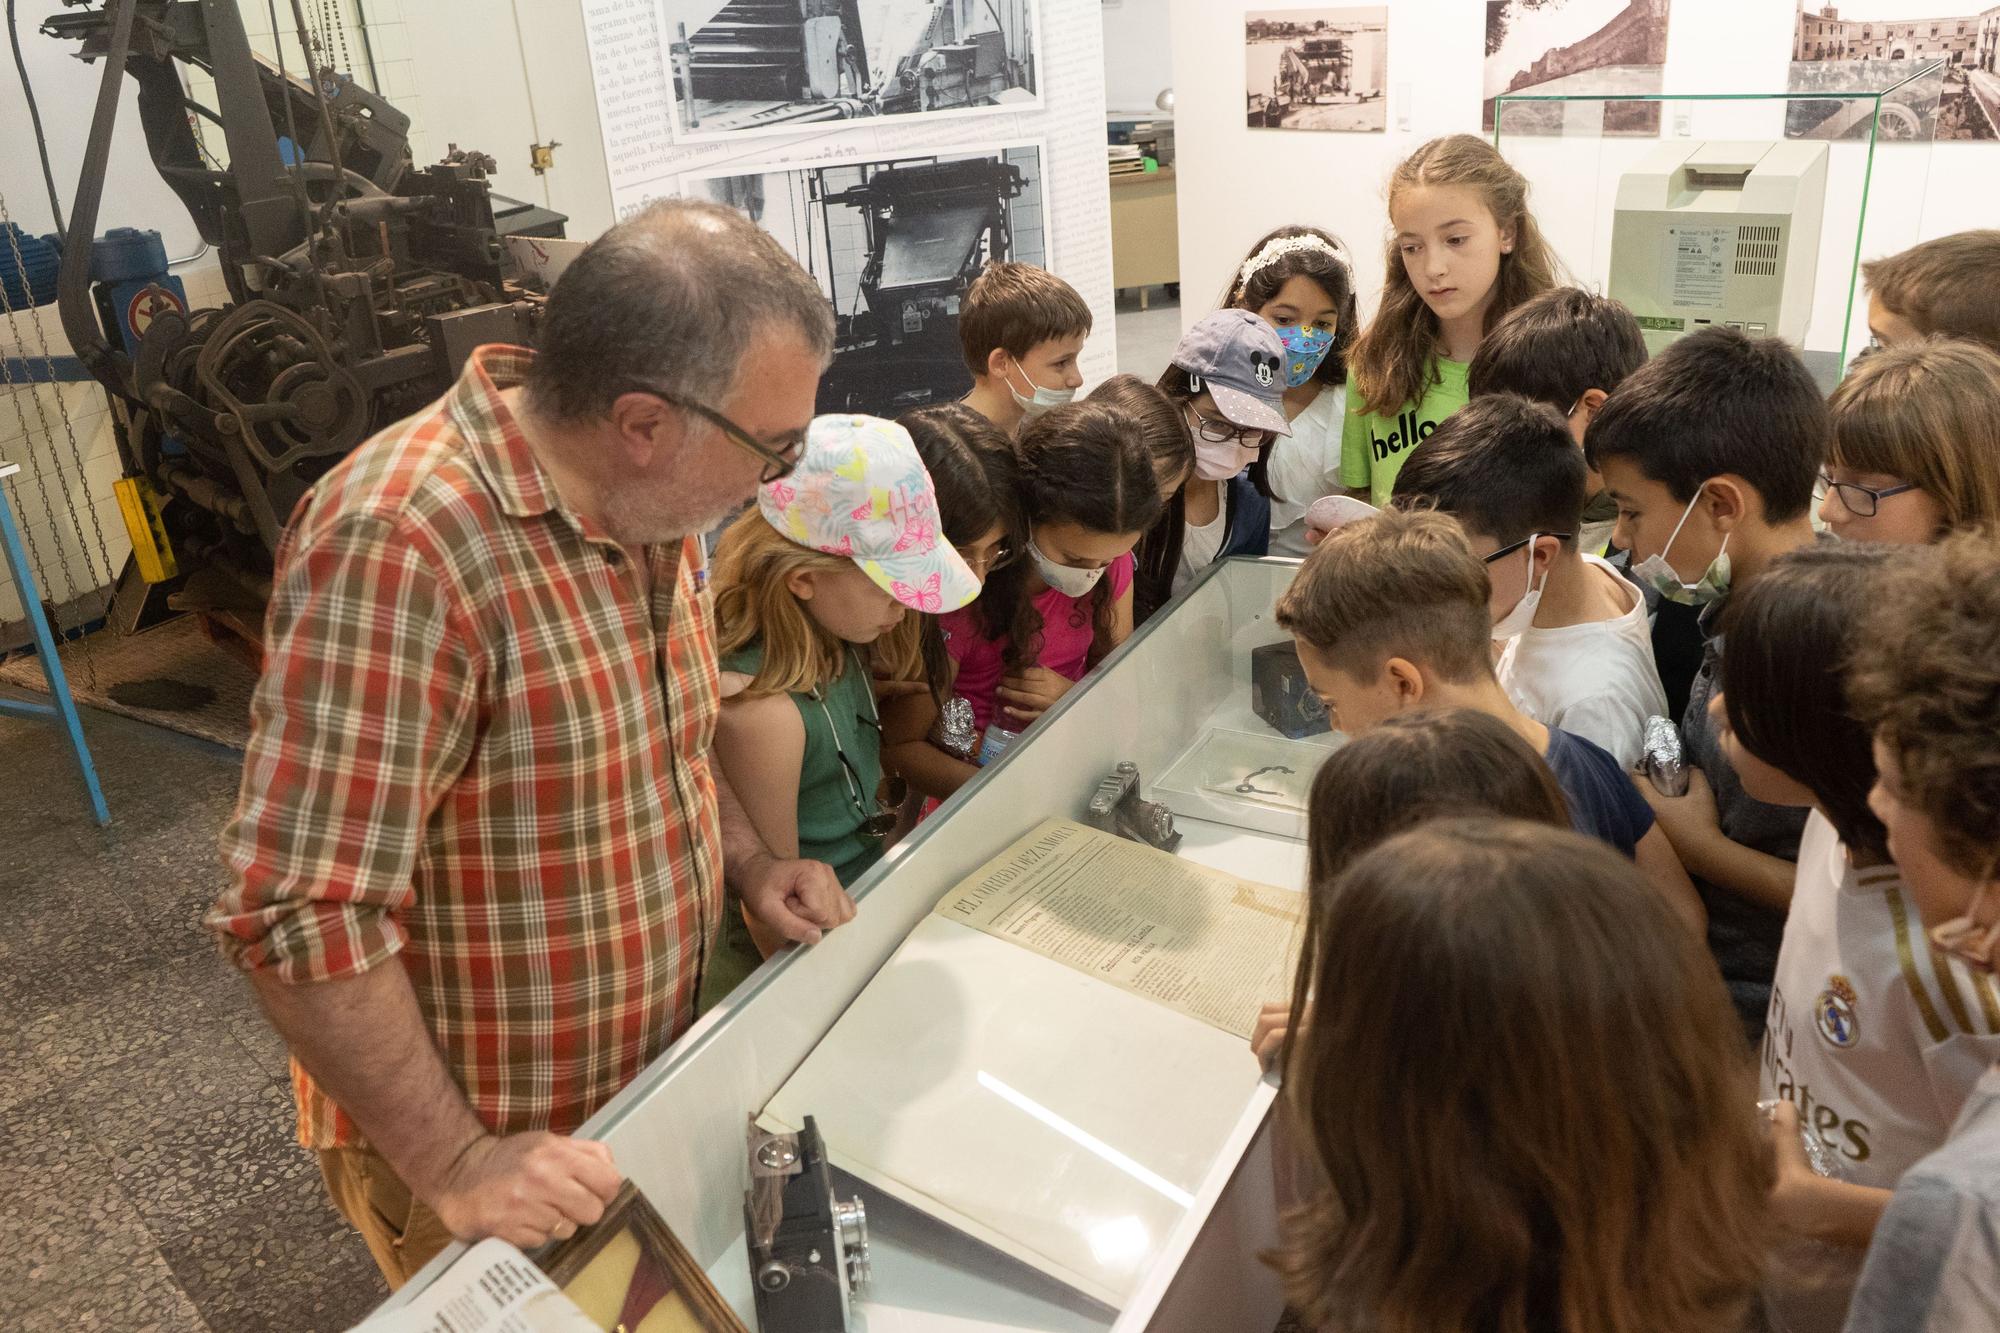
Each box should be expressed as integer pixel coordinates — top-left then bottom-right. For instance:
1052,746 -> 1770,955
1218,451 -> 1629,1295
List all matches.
706,415 -> 979,988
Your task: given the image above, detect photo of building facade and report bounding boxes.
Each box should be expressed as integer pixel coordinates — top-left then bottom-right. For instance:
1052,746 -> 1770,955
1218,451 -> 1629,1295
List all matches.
1790,1 -> 2000,139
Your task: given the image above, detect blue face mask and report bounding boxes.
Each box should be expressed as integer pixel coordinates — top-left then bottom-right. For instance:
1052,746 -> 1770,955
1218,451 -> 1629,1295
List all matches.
1274,324 -> 1335,388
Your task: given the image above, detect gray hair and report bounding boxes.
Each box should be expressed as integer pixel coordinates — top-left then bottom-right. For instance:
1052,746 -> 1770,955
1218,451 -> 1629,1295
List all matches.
525,198 -> 835,421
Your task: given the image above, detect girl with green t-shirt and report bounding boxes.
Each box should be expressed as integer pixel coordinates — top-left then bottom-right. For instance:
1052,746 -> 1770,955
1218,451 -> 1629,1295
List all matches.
704,414 -> 982,1006
1340,134 -> 1558,506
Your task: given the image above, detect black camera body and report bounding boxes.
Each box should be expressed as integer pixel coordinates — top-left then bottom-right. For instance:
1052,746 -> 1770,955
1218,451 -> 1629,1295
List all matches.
1251,640 -> 1332,739
745,1116 -> 868,1332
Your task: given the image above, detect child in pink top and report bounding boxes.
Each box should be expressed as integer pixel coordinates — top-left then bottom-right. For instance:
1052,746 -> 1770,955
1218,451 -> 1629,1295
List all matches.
941,399 -> 1164,741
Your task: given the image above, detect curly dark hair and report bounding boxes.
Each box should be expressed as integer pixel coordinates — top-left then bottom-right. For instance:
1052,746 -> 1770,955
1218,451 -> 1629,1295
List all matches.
1847,529 -> 2000,879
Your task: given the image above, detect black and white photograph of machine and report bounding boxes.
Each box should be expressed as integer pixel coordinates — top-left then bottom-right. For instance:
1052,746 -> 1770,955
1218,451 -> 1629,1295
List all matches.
687,143 -> 1046,416
1788,1 -> 2000,140
665,0 -> 1040,141
1244,8 -> 1388,133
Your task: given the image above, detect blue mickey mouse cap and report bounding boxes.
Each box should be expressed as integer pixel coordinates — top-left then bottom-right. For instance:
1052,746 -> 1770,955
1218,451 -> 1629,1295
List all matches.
1170,309 -> 1291,437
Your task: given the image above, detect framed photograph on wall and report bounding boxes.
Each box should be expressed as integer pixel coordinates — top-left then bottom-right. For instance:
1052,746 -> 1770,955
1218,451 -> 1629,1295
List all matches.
683,141 -> 1051,416
1787,1 -> 1994,140
662,0 -> 1043,142
1244,7 -> 1389,132
1483,0 -> 1673,135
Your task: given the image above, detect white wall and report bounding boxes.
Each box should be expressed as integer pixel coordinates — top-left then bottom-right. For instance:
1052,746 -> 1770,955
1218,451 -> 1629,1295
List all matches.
1102,0 -> 1176,114
1171,0 -> 1994,357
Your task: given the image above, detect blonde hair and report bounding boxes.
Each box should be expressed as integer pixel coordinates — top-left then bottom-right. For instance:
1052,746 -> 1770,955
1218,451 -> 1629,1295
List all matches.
711,512 -> 922,698
1348,135 -> 1558,415
1828,338 -> 2000,535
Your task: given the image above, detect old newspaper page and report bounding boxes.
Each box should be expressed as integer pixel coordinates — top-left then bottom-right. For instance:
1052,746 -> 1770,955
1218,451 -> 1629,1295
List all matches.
933,818 -> 1302,1040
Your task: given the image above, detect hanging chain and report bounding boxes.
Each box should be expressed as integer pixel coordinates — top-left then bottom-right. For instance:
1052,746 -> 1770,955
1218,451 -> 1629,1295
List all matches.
330,0 -> 355,78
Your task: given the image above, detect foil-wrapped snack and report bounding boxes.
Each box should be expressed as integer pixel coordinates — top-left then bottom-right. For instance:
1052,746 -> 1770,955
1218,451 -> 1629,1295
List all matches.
1640,714 -> 1689,797
931,695 -> 977,762
1758,1099 -> 1846,1180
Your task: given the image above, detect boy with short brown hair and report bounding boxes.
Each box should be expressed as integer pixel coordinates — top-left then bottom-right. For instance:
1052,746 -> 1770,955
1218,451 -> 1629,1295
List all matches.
1275,508 -> 1701,930
1861,230 -> 2000,353
959,261 -> 1093,435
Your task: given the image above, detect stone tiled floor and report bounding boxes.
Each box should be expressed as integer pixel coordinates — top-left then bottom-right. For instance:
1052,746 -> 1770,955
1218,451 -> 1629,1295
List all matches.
1113,288 -> 1184,380
0,697 -> 386,1331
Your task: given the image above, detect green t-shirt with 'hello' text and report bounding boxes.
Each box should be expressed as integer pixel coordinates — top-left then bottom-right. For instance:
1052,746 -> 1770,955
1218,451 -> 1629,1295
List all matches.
1338,357 -> 1471,507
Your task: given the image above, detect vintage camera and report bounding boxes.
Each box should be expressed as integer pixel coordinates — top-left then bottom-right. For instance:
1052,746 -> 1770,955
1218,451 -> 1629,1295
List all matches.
1251,641 -> 1331,739
745,1117 -> 869,1332
1085,761 -> 1182,852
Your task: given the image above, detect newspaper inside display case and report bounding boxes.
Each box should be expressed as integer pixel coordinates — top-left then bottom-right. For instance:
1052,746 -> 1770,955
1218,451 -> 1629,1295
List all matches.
370,558 -> 1321,1333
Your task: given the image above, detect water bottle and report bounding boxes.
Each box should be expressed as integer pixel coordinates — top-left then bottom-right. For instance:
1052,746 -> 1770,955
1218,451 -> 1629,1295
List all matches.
977,726 -> 1020,766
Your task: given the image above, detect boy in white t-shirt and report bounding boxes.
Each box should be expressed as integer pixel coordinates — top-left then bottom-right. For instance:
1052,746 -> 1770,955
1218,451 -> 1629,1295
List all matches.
1389,394 -> 1667,768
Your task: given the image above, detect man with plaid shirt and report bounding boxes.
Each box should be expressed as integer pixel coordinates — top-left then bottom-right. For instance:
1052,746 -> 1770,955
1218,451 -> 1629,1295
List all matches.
209,200 -> 855,1284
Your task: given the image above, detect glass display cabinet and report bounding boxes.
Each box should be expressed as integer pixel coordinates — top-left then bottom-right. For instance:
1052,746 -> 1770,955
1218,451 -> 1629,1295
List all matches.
372,556 -> 1325,1332
1494,59 -> 1943,387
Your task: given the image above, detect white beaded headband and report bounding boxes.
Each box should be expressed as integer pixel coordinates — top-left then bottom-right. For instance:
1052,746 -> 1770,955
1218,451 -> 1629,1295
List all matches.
1237,234 -> 1349,289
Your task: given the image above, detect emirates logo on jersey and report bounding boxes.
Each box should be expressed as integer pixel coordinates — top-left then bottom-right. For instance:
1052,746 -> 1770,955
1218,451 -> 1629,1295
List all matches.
1816,974 -> 1860,1049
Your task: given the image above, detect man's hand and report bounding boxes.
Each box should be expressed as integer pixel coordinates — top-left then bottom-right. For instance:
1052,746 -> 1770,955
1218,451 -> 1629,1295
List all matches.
1634,763 -> 1720,855
739,852 -> 856,946
432,1132 -> 622,1249
996,666 -> 1073,724
1251,1001 -> 1296,1070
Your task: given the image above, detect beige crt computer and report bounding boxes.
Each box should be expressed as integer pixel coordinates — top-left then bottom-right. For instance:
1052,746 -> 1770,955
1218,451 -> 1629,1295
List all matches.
1609,139 -> 1829,355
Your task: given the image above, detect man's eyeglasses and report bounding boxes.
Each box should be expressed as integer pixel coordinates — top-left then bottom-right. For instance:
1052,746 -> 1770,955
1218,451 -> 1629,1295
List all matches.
638,385 -> 802,483
1818,470 -> 1917,519
1483,532 -> 1571,563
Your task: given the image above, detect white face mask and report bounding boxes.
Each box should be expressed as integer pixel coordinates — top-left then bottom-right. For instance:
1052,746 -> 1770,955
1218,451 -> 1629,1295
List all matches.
1933,877 -> 2000,974
1632,489 -> 1732,607
1006,356 -> 1076,420
1027,534 -> 1106,597
1490,534 -> 1547,641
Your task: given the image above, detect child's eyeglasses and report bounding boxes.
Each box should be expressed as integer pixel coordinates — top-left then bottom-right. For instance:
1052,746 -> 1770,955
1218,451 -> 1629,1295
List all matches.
1818,471 -> 1918,519
811,650 -> 904,841
632,384 -> 802,483
955,539 -> 1018,573
1184,403 -> 1264,445
1482,532 -> 1571,563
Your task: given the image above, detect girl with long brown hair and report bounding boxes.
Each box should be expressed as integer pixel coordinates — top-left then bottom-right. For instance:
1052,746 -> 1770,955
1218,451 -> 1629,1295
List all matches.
1276,817 -> 1771,1333
1338,133 -> 1558,506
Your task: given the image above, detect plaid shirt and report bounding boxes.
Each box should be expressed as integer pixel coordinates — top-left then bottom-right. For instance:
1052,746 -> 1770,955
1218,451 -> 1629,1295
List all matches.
211,346 -> 723,1150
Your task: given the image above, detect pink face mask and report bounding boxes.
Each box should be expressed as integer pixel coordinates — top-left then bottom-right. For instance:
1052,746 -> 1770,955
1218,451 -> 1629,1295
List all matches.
1192,436 -> 1260,482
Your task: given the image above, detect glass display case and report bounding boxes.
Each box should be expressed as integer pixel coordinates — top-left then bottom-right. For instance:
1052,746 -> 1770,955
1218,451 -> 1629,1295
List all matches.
1494,59 -> 1943,386
371,556 -> 1322,1333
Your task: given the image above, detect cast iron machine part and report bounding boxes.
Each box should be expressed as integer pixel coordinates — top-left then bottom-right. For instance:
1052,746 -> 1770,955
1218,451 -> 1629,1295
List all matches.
41,0 -> 562,621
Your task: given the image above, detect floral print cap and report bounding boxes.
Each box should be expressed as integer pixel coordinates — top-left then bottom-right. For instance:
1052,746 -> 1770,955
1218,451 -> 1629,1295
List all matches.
757,413 -> 981,615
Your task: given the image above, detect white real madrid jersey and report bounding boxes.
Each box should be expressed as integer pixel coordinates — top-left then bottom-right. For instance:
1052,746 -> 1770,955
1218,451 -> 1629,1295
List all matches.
1760,811 -> 2000,1189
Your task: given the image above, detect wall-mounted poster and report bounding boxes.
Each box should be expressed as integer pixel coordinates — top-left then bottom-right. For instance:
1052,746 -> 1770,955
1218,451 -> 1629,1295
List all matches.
1483,0 -> 1672,135
1788,1 -> 1998,140
1244,8 -> 1389,132
663,0 -> 1042,142
685,143 -> 1049,415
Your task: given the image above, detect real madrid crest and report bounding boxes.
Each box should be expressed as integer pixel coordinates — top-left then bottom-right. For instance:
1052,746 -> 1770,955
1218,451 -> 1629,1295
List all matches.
1816,975 -> 1859,1049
